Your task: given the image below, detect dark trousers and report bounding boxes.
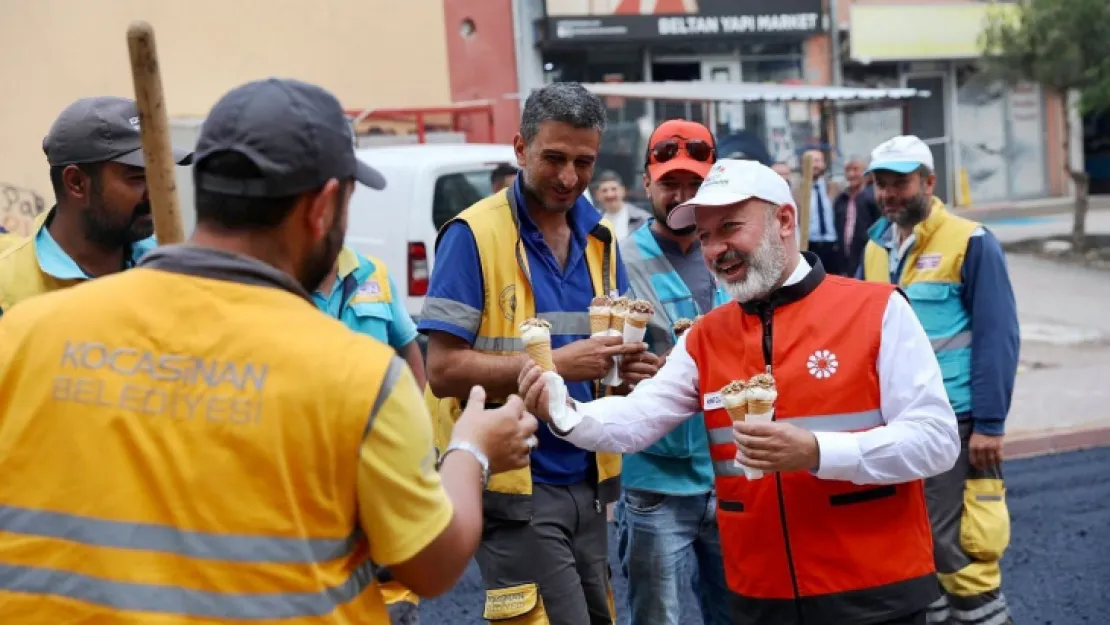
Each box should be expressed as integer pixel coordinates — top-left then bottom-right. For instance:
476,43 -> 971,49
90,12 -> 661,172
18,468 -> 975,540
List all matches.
807,240 -> 845,276
476,481 -> 613,625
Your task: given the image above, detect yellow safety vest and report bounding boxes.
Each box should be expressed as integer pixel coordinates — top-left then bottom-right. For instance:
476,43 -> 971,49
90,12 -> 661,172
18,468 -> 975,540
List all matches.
0,267 -> 396,623
0,232 -> 21,254
425,189 -> 623,512
0,211 -> 77,311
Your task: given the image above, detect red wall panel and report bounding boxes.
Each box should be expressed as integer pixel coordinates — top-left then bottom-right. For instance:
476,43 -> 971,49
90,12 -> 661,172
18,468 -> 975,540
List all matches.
443,0 -> 522,144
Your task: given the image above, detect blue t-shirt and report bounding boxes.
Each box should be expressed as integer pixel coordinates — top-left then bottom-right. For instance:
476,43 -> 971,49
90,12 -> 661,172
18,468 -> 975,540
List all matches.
312,248 -> 418,351
418,179 -> 629,485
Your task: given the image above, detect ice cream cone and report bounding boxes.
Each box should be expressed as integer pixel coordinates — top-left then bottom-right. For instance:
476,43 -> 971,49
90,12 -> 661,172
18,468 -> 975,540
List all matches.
725,405 -> 747,423
626,315 -> 648,329
747,398 -> 774,415
590,313 -> 611,335
520,317 -> 556,372
610,313 -> 627,333
525,340 -> 556,372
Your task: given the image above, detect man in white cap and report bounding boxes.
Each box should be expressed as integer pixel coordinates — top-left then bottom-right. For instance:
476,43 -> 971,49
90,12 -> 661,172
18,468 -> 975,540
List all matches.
859,135 -> 1020,625
516,158 -> 961,625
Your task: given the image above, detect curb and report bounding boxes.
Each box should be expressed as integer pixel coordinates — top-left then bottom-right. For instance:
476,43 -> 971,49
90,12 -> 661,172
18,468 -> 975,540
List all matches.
1004,424 -> 1110,460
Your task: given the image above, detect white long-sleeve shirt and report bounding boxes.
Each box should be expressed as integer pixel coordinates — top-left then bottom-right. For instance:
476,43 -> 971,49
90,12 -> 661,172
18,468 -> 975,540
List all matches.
559,257 -> 960,486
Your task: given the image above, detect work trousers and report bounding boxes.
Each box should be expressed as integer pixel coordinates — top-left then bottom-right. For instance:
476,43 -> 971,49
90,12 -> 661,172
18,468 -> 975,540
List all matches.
614,489 -> 732,625
925,420 -> 1013,625
476,481 -> 614,625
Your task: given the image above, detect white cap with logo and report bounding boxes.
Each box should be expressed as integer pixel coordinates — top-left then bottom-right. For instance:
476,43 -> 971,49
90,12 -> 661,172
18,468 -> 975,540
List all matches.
866,135 -> 934,175
667,159 -> 796,231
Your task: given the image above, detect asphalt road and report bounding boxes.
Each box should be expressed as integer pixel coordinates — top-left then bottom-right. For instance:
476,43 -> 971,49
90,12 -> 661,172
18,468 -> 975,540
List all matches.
419,446 -> 1110,624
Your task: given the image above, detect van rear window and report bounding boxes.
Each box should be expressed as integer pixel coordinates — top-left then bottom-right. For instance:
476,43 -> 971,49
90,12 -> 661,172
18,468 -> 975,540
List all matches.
433,170 -> 492,231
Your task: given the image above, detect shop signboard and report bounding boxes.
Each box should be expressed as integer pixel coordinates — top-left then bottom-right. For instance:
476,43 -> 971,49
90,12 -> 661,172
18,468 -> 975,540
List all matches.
540,0 -> 824,45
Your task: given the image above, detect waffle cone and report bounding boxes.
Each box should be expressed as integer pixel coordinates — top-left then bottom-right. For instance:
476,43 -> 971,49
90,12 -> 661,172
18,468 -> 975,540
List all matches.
590,314 -> 610,335
525,341 -> 556,372
725,405 -> 747,423
610,315 -> 626,332
748,399 -> 774,415
627,316 -> 648,329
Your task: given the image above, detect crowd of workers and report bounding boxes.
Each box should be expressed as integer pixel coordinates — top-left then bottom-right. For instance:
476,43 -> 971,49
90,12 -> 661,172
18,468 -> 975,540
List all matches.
0,76 -> 1019,625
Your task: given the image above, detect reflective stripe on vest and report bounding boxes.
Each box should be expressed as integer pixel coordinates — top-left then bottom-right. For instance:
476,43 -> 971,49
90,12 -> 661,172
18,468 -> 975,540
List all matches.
862,201 -> 977,413
707,409 -> 884,476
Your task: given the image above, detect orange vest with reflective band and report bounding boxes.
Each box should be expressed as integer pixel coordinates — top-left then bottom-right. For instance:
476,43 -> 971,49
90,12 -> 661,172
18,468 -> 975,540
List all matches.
0,267 -> 393,623
685,265 -> 936,625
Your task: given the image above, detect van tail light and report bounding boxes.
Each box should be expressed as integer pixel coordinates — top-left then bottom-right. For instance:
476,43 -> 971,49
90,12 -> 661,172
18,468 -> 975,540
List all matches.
408,242 -> 429,296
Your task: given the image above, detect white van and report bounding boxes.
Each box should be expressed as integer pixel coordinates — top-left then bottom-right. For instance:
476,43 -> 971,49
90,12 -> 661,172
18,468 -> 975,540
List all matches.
348,143 -> 518,320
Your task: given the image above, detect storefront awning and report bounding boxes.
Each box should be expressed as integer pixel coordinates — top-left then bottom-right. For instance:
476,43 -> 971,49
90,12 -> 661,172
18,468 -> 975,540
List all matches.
577,81 -> 928,104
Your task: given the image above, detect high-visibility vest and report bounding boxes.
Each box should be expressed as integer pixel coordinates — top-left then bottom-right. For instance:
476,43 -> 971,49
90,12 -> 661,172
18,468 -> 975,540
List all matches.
685,267 -> 937,625
0,211 -> 75,311
862,199 -> 979,414
425,189 -> 622,513
0,209 -> 153,313
0,266 -> 397,623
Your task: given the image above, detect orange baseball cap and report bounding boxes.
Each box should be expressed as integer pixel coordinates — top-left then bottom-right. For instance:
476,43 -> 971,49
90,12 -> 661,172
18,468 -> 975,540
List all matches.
646,119 -> 715,180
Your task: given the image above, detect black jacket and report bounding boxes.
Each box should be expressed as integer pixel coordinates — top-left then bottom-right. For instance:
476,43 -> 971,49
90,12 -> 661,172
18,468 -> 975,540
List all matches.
833,184 -> 881,278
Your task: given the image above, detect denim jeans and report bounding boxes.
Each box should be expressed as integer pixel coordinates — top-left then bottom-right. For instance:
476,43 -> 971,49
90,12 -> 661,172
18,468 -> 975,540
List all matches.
614,489 -> 733,625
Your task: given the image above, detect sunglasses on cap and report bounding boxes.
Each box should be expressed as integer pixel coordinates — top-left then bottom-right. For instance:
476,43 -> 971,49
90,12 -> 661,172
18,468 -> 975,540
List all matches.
647,137 -> 715,166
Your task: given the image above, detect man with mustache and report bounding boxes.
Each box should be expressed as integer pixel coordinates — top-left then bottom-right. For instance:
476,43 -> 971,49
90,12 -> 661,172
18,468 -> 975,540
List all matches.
613,119 -> 733,625
0,96 -> 193,314
0,78 -> 539,622
419,82 -> 657,625
517,158 -> 962,625
860,135 -> 1020,625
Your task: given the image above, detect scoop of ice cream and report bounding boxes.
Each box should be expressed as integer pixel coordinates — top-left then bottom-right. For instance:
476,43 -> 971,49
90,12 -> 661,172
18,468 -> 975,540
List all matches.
672,318 -> 694,336
720,380 -> 749,407
590,296 -> 613,308
519,318 -> 552,344
747,372 -> 777,401
611,297 -> 630,314
629,299 -> 654,316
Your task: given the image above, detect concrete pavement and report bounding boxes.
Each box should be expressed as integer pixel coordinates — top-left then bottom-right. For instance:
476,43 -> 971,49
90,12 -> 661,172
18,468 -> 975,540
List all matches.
974,211 -> 1110,453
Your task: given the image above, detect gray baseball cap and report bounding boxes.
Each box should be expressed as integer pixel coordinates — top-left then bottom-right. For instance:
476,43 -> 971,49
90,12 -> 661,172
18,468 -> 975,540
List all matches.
43,96 -> 193,168
192,78 -> 385,197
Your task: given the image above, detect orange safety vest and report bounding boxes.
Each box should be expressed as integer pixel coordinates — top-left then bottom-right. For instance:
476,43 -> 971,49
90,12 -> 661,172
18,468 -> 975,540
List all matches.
685,260 -> 937,625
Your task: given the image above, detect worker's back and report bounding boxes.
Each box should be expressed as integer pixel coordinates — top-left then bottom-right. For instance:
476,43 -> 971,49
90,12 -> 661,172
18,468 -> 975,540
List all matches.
0,261 -> 402,623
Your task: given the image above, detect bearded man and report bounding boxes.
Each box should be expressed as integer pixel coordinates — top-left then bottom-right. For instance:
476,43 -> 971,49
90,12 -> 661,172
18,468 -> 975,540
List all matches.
0,96 -> 192,314
861,135 -> 1020,625
517,158 -> 961,625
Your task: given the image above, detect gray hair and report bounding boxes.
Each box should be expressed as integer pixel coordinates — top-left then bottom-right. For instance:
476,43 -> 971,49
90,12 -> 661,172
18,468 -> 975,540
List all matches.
594,170 -> 623,187
520,82 -> 607,144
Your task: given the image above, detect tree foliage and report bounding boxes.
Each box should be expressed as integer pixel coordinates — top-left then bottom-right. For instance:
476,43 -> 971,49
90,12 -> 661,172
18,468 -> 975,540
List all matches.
979,0 -> 1110,114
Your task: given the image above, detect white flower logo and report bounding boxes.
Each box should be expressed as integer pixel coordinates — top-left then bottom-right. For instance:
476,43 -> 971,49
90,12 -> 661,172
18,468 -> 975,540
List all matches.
807,350 -> 839,379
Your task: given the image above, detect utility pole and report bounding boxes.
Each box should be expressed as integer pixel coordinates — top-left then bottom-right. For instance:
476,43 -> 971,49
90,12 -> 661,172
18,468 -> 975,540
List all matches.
828,0 -> 844,152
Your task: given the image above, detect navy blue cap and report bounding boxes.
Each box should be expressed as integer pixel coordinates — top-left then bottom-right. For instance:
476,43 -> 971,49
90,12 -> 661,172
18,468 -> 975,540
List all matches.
43,96 -> 193,168
193,78 -> 385,197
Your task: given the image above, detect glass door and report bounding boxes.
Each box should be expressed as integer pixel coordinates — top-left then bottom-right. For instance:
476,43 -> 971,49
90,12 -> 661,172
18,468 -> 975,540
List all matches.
702,57 -> 742,139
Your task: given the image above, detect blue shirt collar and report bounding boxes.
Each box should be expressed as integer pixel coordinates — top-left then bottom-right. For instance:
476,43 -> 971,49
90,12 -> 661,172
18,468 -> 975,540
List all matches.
34,208 -> 156,280
511,177 -> 602,242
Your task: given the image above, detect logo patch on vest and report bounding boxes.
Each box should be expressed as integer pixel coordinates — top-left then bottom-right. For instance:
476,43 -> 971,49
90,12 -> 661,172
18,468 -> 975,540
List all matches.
915,253 -> 942,270
703,391 -> 724,410
807,350 -> 839,379
498,285 -> 517,321
358,281 -> 381,296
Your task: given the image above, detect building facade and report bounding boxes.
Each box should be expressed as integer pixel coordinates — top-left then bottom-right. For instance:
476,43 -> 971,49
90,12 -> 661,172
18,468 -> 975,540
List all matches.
0,0 -> 453,235
838,0 -> 1073,206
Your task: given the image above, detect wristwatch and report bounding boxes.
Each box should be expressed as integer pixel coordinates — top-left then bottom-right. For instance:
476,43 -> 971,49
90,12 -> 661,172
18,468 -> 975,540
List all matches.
436,441 -> 490,489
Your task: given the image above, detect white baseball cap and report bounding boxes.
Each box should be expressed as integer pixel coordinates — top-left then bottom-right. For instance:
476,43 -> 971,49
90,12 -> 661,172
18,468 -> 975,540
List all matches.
866,135 -> 934,175
667,159 -> 795,230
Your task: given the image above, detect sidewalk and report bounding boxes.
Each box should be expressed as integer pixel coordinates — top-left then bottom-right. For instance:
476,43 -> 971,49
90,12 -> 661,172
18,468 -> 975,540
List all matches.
957,193 -> 1110,223
984,214 -> 1110,457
